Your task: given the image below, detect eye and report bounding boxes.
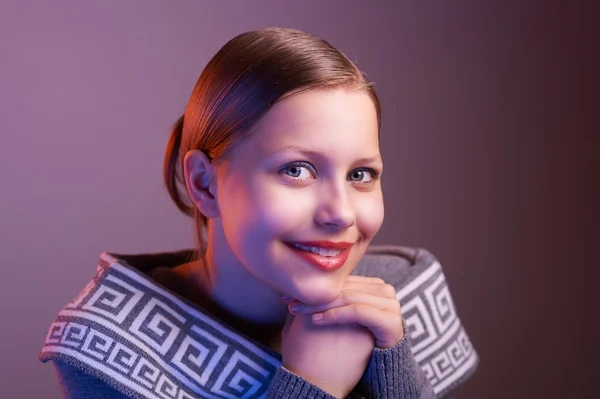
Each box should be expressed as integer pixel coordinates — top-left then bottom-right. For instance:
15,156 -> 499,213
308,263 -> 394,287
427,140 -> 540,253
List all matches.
348,168 -> 379,184
280,162 -> 316,180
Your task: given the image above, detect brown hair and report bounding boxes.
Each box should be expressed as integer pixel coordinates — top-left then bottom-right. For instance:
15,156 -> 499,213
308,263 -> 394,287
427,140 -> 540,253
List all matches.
164,27 -> 381,257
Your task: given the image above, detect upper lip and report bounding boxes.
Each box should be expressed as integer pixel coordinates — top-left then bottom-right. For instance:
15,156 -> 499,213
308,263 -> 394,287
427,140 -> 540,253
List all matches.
288,240 -> 354,249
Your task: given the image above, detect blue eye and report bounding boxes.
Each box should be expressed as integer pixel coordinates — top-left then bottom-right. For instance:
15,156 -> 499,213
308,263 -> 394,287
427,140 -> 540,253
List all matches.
279,162 -> 380,185
280,162 -> 316,180
348,168 -> 379,184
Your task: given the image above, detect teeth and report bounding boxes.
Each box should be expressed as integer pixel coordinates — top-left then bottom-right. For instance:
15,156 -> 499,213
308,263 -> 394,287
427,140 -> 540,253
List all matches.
293,244 -> 343,257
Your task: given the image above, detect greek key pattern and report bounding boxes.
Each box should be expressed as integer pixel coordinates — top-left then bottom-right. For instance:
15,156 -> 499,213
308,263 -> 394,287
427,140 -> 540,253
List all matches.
40,251 -> 477,399
41,255 -> 280,399
397,261 -> 478,396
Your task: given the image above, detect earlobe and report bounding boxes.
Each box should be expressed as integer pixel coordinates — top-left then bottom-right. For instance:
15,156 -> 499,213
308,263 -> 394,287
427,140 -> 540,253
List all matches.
183,150 -> 220,218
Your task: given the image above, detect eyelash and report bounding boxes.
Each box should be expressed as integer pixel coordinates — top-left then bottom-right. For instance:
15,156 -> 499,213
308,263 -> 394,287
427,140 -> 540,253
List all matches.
279,161 -> 380,185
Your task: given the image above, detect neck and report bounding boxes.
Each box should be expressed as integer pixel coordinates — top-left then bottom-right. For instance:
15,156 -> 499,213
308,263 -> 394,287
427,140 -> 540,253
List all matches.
202,244 -> 289,326
168,238 -> 288,348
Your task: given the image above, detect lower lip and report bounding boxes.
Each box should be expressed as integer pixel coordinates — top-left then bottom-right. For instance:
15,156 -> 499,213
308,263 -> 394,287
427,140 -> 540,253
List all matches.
285,243 -> 351,272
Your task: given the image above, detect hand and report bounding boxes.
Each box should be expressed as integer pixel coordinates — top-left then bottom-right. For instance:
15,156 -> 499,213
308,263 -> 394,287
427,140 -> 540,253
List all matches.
288,275 -> 404,349
280,304 -> 375,398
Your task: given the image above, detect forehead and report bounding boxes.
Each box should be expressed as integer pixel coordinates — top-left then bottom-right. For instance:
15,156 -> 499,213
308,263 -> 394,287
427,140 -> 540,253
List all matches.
245,89 -> 379,154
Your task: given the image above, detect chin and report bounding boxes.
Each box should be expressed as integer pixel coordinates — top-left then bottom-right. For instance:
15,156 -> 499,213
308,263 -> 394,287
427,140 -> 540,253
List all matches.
290,275 -> 346,305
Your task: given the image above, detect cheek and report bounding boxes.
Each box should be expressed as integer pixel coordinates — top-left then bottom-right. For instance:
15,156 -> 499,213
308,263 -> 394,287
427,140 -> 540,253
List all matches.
219,177 -> 314,245
356,193 -> 385,238
217,176 -> 263,251
253,185 -> 315,234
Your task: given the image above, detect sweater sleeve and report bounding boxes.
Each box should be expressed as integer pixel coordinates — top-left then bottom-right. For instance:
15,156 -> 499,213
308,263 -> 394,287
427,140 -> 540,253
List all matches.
360,333 -> 437,399
265,366 -> 338,399
265,337 -> 437,399
53,361 -> 132,399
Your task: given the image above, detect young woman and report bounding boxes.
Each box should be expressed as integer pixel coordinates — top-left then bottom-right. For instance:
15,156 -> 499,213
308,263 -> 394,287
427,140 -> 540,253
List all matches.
40,28 -> 478,398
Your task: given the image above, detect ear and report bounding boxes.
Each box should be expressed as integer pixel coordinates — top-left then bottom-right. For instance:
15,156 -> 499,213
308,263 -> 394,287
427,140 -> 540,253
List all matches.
183,149 -> 220,219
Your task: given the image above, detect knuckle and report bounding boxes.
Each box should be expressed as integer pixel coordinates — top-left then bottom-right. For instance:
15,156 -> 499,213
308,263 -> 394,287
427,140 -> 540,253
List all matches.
389,298 -> 402,313
396,300 -> 403,313
341,290 -> 356,304
397,299 -> 405,312
395,314 -> 405,331
355,304 -> 369,318
382,284 -> 397,298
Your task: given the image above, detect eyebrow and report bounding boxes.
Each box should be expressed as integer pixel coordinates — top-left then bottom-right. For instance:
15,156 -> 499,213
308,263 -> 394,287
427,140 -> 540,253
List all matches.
276,145 -> 383,166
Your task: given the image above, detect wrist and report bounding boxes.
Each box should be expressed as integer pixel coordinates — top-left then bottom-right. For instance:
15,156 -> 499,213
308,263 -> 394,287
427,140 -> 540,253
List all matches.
376,329 -> 405,349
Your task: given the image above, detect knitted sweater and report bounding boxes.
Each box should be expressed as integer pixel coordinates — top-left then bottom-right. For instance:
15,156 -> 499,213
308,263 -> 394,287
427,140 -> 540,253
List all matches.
39,245 -> 478,398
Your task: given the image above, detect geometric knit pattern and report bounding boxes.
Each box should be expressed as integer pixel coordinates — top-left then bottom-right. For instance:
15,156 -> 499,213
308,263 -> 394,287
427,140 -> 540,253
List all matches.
355,245 -> 479,397
40,246 -> 478,398
396,260 -> 479,396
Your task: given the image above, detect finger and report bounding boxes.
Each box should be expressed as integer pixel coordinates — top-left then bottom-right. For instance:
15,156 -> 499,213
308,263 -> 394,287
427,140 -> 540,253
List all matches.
345,275 -> 386,285
312,304 -> 404,349
284,281 -> 396,313
289,290 -> 400,314
344,281 -> 398,299
288,283 -> 399,313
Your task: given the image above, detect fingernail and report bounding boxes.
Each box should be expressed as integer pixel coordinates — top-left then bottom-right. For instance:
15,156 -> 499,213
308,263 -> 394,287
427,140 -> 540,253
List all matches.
289,303 -> 303,313
312,313 -> 324,322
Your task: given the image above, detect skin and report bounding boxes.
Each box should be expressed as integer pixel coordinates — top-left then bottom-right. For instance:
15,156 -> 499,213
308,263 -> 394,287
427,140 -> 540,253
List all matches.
179,88 -> 405,397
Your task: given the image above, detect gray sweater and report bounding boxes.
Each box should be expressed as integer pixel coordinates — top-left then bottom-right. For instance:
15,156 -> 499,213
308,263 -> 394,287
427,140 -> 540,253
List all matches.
40,245 -> 478,398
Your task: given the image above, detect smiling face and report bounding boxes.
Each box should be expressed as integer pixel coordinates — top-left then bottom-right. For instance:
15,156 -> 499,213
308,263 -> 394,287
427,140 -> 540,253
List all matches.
205,88 -> 384,305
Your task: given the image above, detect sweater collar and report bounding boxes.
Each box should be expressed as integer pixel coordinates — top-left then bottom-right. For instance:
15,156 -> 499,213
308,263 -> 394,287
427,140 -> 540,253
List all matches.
41,250 -> 282,399
39,246 -> 479,399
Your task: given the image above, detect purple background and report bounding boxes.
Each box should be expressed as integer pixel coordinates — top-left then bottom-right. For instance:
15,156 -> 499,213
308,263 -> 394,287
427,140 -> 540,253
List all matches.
0,1 -> 596,398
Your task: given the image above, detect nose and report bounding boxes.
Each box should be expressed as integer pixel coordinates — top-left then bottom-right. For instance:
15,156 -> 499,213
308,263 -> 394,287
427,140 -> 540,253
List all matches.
314,183 -> 356,231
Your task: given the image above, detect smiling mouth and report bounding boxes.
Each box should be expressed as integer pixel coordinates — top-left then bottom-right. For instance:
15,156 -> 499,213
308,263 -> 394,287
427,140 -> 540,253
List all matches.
283,241 -> 353,272
288,243 -> 344,257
